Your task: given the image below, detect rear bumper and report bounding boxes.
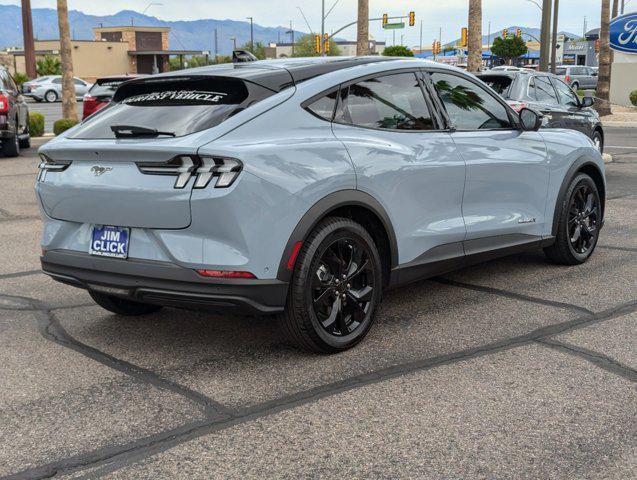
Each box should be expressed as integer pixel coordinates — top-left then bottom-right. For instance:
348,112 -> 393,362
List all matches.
41,250 -> 288,315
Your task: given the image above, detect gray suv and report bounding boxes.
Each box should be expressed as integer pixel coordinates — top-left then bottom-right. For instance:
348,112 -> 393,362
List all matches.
37,57 -> 605,353
555,66 -> 598,91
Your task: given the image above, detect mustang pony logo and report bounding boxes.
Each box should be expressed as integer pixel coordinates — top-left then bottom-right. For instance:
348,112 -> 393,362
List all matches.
90,165 -> 112,176
610,13 -> 637,54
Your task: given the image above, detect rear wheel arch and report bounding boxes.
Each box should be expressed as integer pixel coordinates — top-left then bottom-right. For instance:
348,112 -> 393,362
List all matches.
277,190 -> 398,286
551,158 -> 605,237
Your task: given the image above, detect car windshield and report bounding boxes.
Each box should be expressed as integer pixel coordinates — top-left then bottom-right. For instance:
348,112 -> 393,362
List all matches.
555,68 -> 567,75
70,75 -> 278,139
477,75 -> 514,98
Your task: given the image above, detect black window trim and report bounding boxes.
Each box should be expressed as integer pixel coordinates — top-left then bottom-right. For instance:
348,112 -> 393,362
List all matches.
425,67 -> 522,132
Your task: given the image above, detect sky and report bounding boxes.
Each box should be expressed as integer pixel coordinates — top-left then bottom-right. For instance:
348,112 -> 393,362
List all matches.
2,0 -> 608,48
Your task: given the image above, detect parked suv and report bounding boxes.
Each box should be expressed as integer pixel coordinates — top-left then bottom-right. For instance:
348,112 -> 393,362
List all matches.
478,69 -> 604,151
37,58 -> 605,353
555,65 -> 598,91
23,75 -> 91,103
0,67 -> 30,157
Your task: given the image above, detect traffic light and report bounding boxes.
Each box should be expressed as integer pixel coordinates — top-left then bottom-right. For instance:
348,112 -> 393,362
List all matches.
502,28 -> 508,38
516,28 -> 522,38
323,33 -> 330,54
409,11 -> 415,27
382,14 -> 388,27
432,40 -> 441,55
461,27 -> 468,47
314,34 -> 321,54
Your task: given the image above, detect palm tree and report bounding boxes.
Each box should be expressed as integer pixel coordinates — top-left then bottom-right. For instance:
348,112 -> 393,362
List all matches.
56,0 -> 78,121
356,0 -> 369,56
596,0 -> 612,116
467,0 -> 482,72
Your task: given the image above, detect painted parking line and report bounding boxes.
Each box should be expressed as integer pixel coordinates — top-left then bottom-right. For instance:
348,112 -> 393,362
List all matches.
605,145 -> 637,149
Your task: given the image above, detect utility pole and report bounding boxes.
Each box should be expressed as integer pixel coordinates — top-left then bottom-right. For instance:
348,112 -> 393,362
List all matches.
550,0 -> 559,73
356,0 -> 369,56
539,0 -> 552,71
289,21 -> 295,56
419,20 -> 423,53
247,17 -> 253,52
487,20 -> 491,69
21,0 -> 36,78
321,0 -> 325,55
214,28 -> 218,63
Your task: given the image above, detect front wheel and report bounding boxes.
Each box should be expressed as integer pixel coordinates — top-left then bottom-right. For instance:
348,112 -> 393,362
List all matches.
89,291 -> 163,316
544,173 -> 601,265
1,132 -> 20,157
279,217 -> 383,353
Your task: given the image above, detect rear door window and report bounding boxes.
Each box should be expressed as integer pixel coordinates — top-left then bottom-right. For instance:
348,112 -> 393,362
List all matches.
70,76 -> 277,139
337,72 -> 435,131
530,76 -> 558,104
477,75 -> 514,98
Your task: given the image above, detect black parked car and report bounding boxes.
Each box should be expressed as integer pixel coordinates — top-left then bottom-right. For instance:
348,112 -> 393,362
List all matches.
477,70 -> 604,152
0,66 -> 30,157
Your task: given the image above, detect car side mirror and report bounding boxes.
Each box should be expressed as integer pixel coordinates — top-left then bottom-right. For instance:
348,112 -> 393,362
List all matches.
519,108 -> 542,132
580,96 -> 594,108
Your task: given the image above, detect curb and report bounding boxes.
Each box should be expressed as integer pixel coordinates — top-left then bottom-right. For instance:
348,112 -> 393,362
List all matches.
602,122 -> 637,128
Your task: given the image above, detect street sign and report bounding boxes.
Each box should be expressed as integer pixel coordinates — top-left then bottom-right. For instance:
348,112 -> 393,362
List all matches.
383,22 -> 405,30
610,12 -> 637,54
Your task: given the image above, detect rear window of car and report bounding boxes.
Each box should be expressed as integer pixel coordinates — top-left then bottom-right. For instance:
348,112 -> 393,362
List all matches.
555,68 -> 567,76
70,76 -> 277,139
88,78 -> 130,98
477,75 -> 514,98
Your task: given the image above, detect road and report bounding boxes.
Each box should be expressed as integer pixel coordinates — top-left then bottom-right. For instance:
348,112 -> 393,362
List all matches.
0,129 -> 635,479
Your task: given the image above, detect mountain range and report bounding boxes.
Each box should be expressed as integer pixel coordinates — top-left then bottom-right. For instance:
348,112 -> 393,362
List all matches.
0,4 -> 306,55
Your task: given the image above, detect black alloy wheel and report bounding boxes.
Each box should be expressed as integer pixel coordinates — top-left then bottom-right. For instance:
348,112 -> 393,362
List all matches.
311,237 -> 375,337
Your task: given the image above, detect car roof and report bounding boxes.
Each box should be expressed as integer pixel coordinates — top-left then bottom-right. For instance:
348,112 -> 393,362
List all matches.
131,56 -> 458,93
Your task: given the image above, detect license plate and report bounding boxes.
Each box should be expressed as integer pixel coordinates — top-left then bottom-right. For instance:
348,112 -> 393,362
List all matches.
89,226 -> 130,259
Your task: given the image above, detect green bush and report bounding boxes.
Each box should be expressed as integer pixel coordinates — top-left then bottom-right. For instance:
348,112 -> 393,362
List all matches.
630,90 -> 637,106
12,72 -> 29,89
28,112 -> 45,137
382,45 -> 414,57
53,119 -> 79,136
36,55 -> 61,76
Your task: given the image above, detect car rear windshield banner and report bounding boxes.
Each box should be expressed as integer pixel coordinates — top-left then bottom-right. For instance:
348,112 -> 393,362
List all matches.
121,90 -> 229,106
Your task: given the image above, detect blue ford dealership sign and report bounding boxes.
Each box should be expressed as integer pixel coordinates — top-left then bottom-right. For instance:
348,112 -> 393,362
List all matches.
610,12 -> 637,54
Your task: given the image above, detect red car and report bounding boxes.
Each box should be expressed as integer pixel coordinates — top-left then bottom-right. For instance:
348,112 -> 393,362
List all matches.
82,75 -> 145,119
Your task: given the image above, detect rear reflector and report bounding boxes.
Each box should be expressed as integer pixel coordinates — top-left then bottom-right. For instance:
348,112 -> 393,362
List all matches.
287,241 -> 303,270
196,269 -> 256,279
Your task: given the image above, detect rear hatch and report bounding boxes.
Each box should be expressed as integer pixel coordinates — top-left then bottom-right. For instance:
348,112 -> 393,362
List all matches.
37,72 -> 289,229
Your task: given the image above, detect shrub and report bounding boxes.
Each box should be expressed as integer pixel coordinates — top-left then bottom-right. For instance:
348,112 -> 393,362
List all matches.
382,45 -> 414,57
630,90 -> 637,106
12,72 -> 29,89
28,112 -> 45,137
36,55 -> 62,76
53,119 -> 79,136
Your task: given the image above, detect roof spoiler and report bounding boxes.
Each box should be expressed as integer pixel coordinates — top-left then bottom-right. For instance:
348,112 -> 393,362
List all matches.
233,50 -> 258,63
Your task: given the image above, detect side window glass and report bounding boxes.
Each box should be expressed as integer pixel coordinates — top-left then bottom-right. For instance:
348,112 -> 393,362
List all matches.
553,79 -> 579,107
430,72 -> 511,130
74,78 -> 84,85
52,78 -> 62,84
340,72 -> 435,131
532,76 -> 559,104
305,90 -> 338,121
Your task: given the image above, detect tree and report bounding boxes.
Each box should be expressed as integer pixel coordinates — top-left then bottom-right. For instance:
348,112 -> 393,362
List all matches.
596,0 -> 612,116
490,36 -> 528,65
292,35 -> 342,57
56,0 -> 77,121
356,0 -> 369,55
169,55 -> 213,71
36,55 -> 62,75
240,41 -> 266,60
467,0 -> 482,72
382,45 -> 414,57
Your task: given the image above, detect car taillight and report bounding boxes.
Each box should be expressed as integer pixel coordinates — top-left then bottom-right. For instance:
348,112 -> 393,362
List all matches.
507,101 -> 527,113
136,155 -> 242,189
82,95 -> 107,119
0,94 -> 7,113
195,269 -> 256,279
564,75 -> 570,83
37,153 -> 72,182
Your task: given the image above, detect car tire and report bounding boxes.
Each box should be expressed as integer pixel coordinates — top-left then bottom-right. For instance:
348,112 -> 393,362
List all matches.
278,217 -> 383,353
591,130 -> 603,153
44,90 -> 58,103
89,290 -> 163,316
19,122 -> 30,149
544,173 -> 601,265
1,132 -> 20,157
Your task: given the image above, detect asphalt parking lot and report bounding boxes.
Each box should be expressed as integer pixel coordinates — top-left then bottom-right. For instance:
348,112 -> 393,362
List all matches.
0,129 -> 635,479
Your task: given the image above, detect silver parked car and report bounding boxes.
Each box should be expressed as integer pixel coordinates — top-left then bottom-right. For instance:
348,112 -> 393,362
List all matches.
555,66 -> 598,91
23,75 -> 91,102
37,57 -> 605,353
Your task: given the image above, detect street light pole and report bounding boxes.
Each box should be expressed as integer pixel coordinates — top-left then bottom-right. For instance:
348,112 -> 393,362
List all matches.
550,0 -> 559,73
246,17 -> 253,52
